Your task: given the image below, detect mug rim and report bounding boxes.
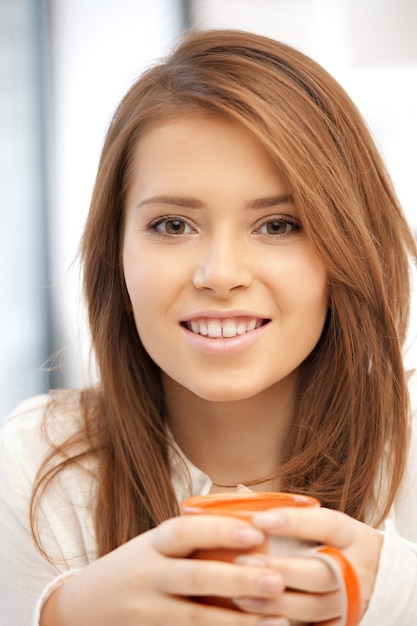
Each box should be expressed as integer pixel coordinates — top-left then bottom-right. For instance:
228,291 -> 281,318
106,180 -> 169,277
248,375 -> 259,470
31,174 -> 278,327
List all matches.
181,491 -> 320,515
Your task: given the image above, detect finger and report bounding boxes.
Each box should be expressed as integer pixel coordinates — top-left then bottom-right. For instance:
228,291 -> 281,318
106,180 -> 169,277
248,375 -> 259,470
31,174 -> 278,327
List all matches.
235,588 -> 342,624
151,556 -> 285,600
135,592 -> 290,626
236,554 -> 339,593
252,506 -> 355,549
154,515 -> 265,557
266,588 -> 342,621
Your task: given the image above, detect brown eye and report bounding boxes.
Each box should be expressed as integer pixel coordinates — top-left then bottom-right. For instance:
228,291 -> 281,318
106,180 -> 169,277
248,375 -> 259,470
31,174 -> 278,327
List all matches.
257,217 -> 300,236
150,217 -> 194,235
164,219 -> 186,234
265,220 -> 288,235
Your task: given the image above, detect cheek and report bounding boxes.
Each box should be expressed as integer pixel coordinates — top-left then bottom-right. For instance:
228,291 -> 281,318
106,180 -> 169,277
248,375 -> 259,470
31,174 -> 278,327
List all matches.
123,251 -> 179,340
123,248 -> 154,320
305,278 -> 328,326
306,266 -> 328,308
123,237 -> 159,296
281,254 -> 328,315
124,267 -> 156,318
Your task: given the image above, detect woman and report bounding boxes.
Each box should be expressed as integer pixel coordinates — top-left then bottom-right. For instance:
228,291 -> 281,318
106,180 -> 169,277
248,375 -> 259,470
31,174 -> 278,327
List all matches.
1,29 -> 416,626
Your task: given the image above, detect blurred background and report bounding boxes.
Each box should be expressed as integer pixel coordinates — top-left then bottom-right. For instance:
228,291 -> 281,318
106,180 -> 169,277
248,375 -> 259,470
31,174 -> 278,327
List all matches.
1,0 -> 416,421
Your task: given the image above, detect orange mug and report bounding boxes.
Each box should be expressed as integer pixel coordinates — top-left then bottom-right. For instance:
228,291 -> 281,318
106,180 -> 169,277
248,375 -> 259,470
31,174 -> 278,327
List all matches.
181,492 -> 361,626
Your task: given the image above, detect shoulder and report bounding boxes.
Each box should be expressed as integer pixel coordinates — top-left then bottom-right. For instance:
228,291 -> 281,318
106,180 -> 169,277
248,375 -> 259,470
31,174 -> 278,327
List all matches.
389,370 -> 417,541
0,392 -> 86,487
3,393 -> 51,435
0,392 -> 98,565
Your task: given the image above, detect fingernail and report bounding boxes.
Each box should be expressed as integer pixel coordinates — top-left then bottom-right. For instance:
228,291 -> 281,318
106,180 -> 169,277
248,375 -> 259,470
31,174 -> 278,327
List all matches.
234,555 -> 267,567
257,573 -> 283,593
232,526 -> 265,545
253,510 -> 287,529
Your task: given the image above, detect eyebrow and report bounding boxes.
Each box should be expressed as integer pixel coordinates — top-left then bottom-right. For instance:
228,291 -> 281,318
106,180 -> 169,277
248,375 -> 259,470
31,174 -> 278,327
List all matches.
247,194 -> 294,209
136,194 -> 294,210
136,195 -> 205,210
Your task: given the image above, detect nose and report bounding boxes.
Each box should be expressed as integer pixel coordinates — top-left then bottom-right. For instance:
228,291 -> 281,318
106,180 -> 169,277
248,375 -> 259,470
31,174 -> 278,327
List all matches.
192,232 -> 252,296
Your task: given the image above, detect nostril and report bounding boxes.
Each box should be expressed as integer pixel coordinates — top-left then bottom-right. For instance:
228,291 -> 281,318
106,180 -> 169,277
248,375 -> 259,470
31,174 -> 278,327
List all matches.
192,257 -> 252,294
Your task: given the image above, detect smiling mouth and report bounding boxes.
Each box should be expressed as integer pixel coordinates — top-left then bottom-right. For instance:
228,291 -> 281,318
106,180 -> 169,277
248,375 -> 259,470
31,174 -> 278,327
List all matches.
181,317 -> 270,338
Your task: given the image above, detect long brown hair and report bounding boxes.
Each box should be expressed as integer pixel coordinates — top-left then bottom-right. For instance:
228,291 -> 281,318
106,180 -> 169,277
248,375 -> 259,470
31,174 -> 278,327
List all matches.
31,29 -> 417,558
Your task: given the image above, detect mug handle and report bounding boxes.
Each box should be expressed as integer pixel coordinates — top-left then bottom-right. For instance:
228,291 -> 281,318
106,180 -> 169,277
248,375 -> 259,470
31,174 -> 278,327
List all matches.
313,545 -> 361,626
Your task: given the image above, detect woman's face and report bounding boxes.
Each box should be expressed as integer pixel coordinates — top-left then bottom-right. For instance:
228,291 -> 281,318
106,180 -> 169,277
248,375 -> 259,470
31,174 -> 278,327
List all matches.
123,113 -> 328,403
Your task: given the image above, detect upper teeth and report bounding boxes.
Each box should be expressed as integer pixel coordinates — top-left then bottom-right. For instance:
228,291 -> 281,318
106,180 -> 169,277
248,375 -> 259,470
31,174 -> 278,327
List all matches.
188,318 -> 263,338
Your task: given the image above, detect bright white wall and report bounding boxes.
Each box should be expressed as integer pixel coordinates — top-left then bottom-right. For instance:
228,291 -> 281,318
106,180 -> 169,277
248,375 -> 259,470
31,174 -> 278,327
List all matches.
0,0 -> 50,417
48,0 -> 184,387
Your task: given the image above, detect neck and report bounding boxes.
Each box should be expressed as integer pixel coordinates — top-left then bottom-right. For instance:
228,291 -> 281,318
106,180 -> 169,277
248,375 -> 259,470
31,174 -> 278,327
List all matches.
163,375 -> 296,488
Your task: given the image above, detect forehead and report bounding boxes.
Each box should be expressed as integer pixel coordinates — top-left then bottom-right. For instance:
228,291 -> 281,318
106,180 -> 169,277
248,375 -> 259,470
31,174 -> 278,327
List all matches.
130,112 -> 284,185
125,113 -> 293,216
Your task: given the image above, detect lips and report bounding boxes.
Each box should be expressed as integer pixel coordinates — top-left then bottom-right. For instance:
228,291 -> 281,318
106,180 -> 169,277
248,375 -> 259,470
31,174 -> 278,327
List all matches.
182,317 -> 269,338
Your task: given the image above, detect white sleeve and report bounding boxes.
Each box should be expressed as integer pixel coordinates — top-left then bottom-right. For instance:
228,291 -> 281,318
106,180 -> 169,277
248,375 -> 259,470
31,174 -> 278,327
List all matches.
31,570 -> 81,626
0,406 -> 60,626
0,396 -> 97,626
360,520 -> 417,625
360,371 -> 417,624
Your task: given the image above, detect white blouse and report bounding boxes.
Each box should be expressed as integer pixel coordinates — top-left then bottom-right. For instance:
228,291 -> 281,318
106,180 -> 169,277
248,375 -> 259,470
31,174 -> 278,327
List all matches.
1,373 -> 417,626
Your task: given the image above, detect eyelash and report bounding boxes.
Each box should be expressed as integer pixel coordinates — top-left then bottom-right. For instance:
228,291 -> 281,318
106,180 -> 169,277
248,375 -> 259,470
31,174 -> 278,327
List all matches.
256,216 -> 301,237
148,215 -> 196,236
147,214 -> 301,237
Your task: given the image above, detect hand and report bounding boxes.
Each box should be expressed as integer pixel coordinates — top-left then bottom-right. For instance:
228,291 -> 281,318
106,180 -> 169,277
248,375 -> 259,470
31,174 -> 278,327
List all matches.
41,514 -> 291,626
233,506 -> 383,625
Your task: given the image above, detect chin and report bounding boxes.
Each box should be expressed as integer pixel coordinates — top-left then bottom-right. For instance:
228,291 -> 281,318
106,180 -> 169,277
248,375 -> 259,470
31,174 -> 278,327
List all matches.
189,384 -> 261,403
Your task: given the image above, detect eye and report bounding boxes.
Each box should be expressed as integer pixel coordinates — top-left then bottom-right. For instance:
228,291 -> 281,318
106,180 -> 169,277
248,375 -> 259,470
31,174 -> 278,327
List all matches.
257,216 -> 301,236
149,216 -> 195,236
